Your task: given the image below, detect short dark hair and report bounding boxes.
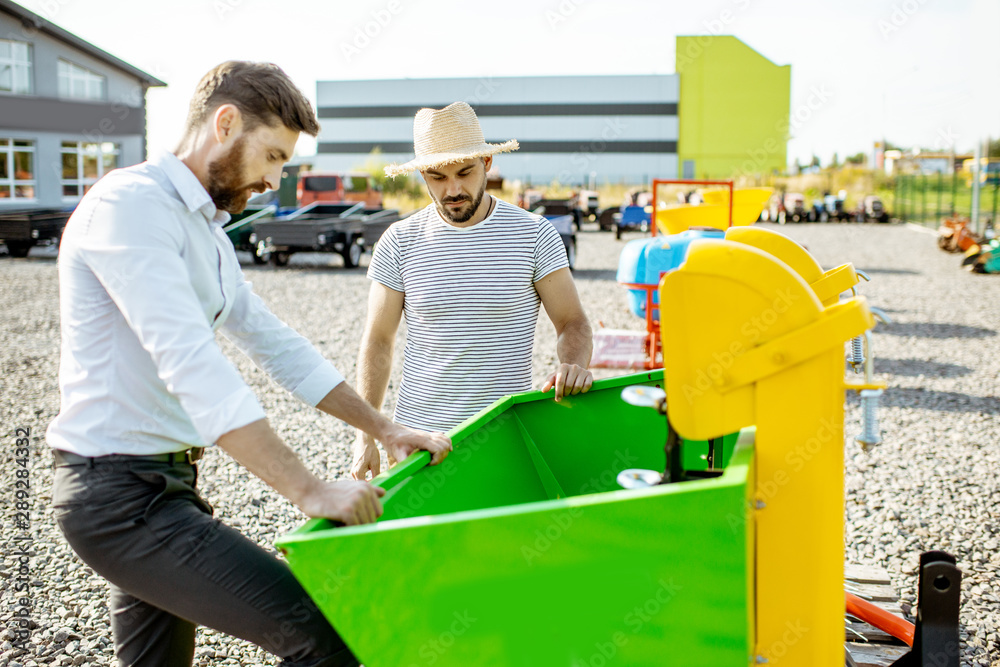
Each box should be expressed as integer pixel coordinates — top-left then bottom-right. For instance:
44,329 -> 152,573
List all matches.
183,61 -> 320,137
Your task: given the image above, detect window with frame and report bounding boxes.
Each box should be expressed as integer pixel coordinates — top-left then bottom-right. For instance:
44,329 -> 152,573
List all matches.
0,139 -> 36,201
58,59 -> 106,101
0,39 -> 33,95
61,141 -> 119,198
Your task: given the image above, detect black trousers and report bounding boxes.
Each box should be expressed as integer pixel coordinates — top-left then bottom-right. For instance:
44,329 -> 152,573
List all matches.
51,453 -> 359,667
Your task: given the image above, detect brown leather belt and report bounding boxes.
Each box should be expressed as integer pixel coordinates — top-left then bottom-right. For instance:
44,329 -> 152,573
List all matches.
53,447 -> 205,467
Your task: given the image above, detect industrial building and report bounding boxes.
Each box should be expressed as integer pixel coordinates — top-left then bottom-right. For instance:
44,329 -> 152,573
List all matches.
314,36 -> 790,185
0,0 -> 165,211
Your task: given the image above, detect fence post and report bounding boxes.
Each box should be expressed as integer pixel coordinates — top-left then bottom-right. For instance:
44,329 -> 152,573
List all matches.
951,169 -> 957,216
972,142 -> 982,234
937,171 -> 943,223
921,172 -> 927,224
892,173 -> 903,222
899,175 -> 906,223
993,182 -> 998,227
905,175 -> 911,222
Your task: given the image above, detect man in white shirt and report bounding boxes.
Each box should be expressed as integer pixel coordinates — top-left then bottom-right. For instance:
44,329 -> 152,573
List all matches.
351,102 -> 593,480
47,61 -> 450,667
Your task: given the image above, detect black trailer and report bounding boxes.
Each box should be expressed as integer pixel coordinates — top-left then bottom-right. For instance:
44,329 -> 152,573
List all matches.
249,202 -> 402,268
0,208 -> 73,257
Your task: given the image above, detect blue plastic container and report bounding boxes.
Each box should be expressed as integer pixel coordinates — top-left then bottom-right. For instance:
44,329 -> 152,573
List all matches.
616,229 -> 725,320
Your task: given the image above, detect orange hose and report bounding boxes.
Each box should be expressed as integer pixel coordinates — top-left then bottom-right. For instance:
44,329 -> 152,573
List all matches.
846,592 -> 915,646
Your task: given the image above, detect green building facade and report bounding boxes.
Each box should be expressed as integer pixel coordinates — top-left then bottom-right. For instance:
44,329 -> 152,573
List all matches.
677,36 -> 791,180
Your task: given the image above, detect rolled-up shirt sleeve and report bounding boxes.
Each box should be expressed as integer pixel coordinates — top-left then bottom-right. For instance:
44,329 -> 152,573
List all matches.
220,263 -> 344,406
77,190 -> 265,445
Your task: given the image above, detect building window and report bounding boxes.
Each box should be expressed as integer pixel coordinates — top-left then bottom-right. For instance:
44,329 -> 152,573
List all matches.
0,139 -> 36,201
58,59 -> 106,101
0,39 -> 33,95
61,141 -> 119,198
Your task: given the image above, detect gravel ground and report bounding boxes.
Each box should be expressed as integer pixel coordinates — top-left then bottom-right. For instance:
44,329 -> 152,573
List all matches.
1,221 -> 998,665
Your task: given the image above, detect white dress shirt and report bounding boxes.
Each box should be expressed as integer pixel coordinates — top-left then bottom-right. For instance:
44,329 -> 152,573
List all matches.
47,151 -> 344,457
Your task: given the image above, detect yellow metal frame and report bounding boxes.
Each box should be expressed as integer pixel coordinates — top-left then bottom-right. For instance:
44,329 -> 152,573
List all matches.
725,227 -> 860,307
660,236 -> 881,665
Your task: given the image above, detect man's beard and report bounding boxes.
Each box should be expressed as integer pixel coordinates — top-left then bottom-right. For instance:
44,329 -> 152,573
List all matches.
206,136 -> 262,214
435,180 -> 486,224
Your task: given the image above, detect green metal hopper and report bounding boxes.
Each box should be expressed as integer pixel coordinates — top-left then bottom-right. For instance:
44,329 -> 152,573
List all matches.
276,370 -> 752,667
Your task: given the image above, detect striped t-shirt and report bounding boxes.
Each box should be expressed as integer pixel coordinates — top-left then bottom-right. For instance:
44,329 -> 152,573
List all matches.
367,197 -> 568,432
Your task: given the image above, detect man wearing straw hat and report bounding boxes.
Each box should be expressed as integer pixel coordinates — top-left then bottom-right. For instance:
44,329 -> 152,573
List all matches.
352,101 -> 593,480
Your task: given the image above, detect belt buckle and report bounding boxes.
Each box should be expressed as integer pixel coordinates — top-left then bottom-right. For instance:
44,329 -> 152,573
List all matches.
186,447 -> 205,464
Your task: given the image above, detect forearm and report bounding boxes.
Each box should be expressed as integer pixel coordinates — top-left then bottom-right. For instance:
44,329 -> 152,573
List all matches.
324,380 -> 452,471
556,316 -> 594,367
356,333 -> 394,412
316,381 -> 395,443
216,418 -> 321,508
349,333 -> 396,476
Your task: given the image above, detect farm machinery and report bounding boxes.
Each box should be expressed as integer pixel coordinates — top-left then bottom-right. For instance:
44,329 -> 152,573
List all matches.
935,215 -> 1000,274
595,180 -> 772,370
937,216 -> 981,254
962,238 -> 1000,273
274,182 -> 960,665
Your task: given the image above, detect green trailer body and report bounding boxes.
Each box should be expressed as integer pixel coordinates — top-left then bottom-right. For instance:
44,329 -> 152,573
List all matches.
276,371 -> 753,666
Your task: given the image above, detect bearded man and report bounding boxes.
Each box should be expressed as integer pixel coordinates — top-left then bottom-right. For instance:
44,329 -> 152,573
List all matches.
47,61 -> 451,666
351,102 -> 593,480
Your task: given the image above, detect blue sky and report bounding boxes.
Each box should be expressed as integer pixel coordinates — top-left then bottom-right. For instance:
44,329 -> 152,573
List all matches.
22,0 -> 1000,166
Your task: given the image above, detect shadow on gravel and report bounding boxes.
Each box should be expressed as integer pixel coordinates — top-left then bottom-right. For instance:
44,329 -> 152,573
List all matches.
238,261 -> 369,274
878,322 -> 996,339
868,388 -> 1000,415
1,254 -> 57,263
857,267 -> 922,276
570,269 -> 617,281
874,359 -> 973,378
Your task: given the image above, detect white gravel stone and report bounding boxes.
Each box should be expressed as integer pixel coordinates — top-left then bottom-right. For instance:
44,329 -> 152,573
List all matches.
2,222 -> 997,665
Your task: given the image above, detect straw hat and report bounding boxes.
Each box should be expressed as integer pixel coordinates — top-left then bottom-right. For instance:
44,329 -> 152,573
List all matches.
384,102 -> 519,178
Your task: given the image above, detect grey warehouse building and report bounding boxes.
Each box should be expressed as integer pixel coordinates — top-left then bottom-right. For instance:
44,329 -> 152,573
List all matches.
0,0 -> 165,211
314,75 -> 678,186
